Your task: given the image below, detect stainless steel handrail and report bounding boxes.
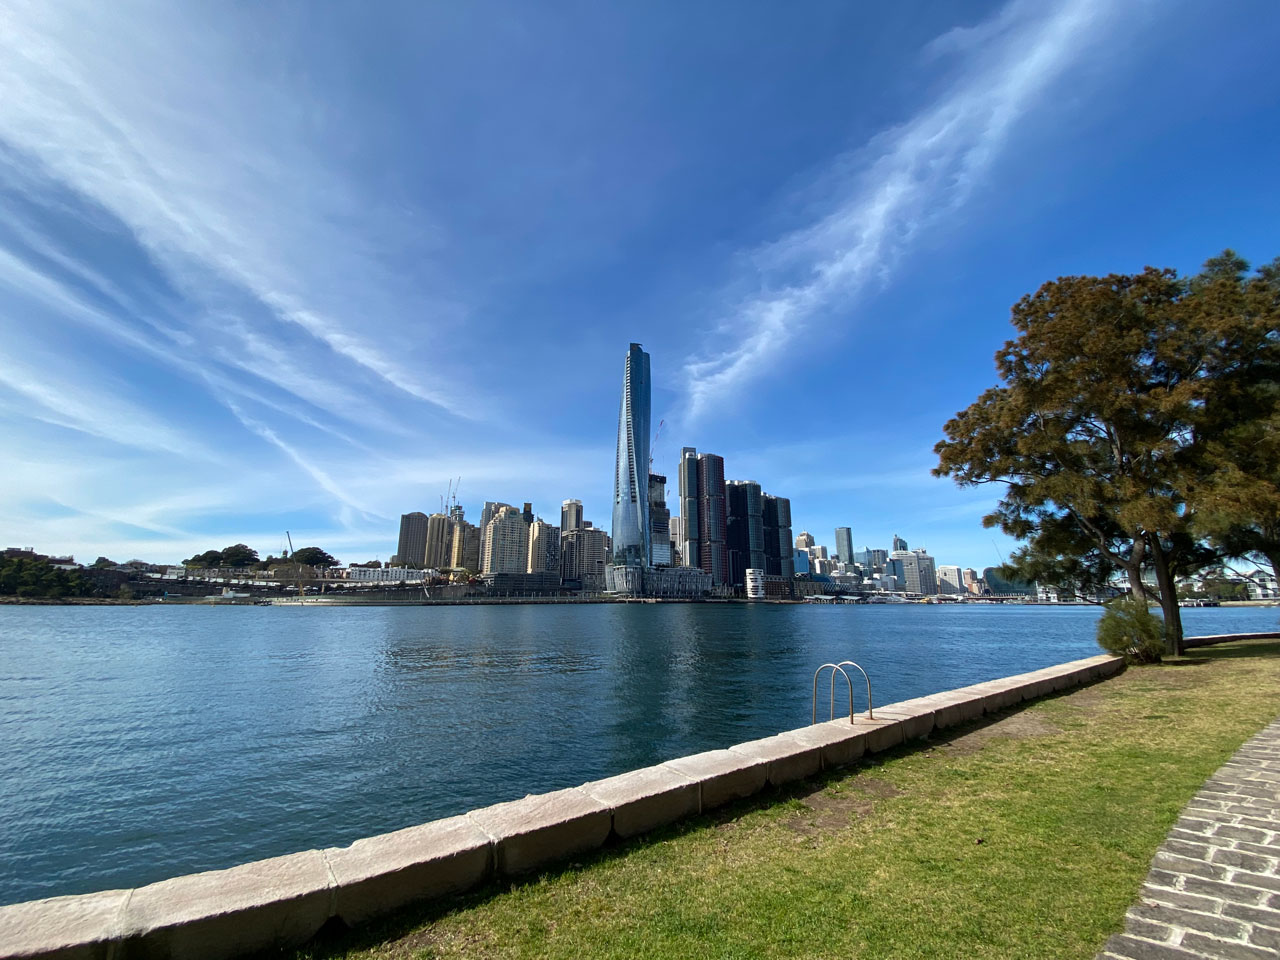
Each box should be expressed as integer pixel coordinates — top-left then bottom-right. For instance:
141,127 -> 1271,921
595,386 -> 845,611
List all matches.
813,663 -> 854,724
834,660 -> 873,719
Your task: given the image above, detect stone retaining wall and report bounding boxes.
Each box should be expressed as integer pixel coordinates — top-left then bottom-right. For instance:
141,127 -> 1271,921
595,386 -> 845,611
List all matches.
0,654 -> 1125,960
1183,632 -> 1280,650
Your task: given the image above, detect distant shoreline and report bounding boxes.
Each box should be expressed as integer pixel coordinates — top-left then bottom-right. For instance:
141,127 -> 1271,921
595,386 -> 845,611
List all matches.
2,596 -> 1276,608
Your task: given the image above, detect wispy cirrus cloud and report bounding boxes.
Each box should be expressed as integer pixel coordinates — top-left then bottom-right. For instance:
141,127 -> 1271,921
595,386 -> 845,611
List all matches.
683,0 -> 1123,418
0,0 -> 472,422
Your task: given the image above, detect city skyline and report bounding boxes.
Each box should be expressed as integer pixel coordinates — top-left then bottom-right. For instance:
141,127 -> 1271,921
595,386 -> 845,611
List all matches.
2,2 -> 1278,570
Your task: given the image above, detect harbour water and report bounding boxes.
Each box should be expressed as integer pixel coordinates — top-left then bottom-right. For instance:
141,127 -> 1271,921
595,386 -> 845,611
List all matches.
1,603 -> 1275,905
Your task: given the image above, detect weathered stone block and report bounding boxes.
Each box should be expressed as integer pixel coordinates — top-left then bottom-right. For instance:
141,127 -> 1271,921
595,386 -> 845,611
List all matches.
858,715 -> 906,754
787,721 -> 868,769
581,765 -> 699,838
325,815 -> 492,925
467,787 -> 611,877
121,850 -> 333,960
663,749 -> 769,810
869,702 -> 936,741
727,733 -> 823,787
0,889 -> 129,960
934,694 -> 985,730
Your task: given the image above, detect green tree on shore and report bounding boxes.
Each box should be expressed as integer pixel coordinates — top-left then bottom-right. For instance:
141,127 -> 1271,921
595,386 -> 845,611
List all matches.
935,251 -> 1279,655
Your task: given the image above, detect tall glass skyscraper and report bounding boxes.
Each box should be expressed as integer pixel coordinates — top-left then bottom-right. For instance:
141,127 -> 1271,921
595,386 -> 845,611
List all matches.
835,527 -> 854,564
611,343 -> 652,566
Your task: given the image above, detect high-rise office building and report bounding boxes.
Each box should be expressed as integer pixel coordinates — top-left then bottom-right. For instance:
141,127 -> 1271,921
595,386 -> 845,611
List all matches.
696,452 -> 727,585
649,473 -> 672,567
561,525 -> 610,591
795,531 -> 815,550
677,447 -> 700,570
856,547 -> 888,570
892,534 -> 909,552
726,480 -> 764,589
762,494 -> 794,577
479,501 -> 514,564
522,502 -> 534,526
937,564 -> 965,595
424,513 -> 454,570
482,506 -> 530,575
611,343 -> 651,567
527,519 -> 561,574
561,499 -> 583,532
912,548 -> 938,595
396,512 -> 429,565
450,520 -> 481,572
449,504 -> 465,523
835,527 -> 854,564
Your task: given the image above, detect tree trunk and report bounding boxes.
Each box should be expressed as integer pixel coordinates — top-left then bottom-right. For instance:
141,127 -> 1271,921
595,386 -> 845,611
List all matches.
1147,536 -> 1184,655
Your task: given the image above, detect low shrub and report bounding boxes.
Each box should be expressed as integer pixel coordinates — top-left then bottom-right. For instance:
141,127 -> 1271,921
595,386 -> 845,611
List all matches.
1096,595 -> 1166,663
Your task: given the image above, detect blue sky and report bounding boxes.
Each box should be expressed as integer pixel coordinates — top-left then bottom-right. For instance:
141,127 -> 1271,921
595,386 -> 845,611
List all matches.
2,0 -> 1278,569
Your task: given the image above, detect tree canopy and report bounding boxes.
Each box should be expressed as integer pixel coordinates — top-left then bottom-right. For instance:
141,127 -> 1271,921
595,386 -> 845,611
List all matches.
0,556 -> 93,598
289,547 -> 337,568
935,251 -> 1280,654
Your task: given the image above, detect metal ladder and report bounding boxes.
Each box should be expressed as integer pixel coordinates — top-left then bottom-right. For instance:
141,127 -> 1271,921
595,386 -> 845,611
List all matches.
812,660 -> 874,724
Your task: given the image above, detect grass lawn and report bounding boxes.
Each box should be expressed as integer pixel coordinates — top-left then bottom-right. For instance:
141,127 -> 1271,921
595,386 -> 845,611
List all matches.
297,639 -> 1280,960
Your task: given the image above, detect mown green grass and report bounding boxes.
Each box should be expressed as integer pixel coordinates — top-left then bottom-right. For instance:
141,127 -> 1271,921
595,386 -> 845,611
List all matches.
296,639 -> 1280,960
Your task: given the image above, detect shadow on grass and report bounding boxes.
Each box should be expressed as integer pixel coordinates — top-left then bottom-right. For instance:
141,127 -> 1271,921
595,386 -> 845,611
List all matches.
285,683 -> 1122,960
1180,638 -> 1280,662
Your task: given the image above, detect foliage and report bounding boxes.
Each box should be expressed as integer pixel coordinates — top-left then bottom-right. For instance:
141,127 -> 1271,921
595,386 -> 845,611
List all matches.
184,544 -> 260,568
935,251 -> 1280,654
91,556 -> 118,569
0,556 -> 94,598
219,543 -> 259,567
289,546 -> 337,568
1096,596 -> 1166,663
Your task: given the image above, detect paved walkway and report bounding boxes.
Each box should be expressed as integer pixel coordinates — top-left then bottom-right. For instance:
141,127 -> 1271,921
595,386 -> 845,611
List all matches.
1099,718 -> 1280,959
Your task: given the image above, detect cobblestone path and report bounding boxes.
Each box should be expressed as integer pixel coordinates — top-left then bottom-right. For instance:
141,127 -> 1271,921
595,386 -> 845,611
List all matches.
1099,718 -> 1280,959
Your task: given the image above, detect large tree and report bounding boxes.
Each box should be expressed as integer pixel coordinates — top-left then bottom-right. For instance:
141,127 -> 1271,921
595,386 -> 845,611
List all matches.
1183,254 -> 1280,580
289,546 -> 337,568
935,253 -> 1277,654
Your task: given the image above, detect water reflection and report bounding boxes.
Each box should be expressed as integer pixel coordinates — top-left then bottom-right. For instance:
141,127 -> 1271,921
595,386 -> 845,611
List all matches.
1,603 -> 1275,905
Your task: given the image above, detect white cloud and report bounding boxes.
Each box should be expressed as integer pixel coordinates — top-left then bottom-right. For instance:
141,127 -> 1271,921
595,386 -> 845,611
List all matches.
683,0 -> 1120,418
0,0 -> 472,420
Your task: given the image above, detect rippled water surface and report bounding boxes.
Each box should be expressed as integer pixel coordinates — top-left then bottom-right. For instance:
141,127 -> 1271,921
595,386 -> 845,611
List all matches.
1,602 -> 1275,904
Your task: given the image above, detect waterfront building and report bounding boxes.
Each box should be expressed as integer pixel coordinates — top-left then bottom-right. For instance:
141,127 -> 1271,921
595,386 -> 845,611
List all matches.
793,548 -> 811,575
482,506 -> 529,575
345,565 -> 431,582
527,519 -> 561,574
561,524 -> 610,591
450,519 -> 481,572
561,499 -> 583,532
649,473 -> 672,567
726,480 -> 765,589
892,534 -> 909,552
762,494 -> 795,578
835,527 -> 854,564
480,570 -> 562,596
696,452 -> 728,585
891,548 -> 938,595
745,568 -> 766,599
424,513 -> 454,570
937,565 -> 965,595
396,512 -> 429,566
605,562 -> 711,598
676,447 -> 700,571
611,343 -> 652,567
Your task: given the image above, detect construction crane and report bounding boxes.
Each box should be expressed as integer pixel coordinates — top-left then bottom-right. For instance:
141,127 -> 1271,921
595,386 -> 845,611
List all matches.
649,418 -> 665,469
